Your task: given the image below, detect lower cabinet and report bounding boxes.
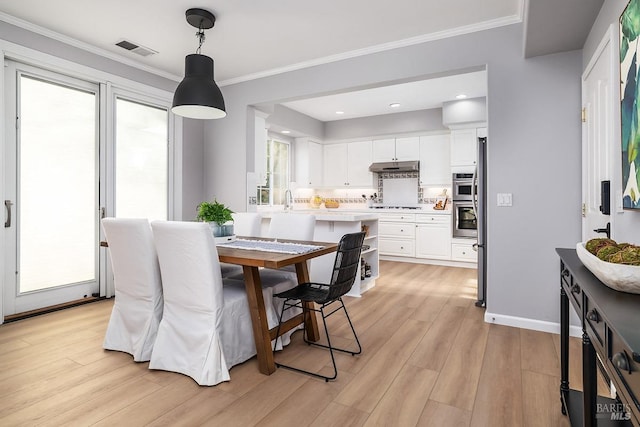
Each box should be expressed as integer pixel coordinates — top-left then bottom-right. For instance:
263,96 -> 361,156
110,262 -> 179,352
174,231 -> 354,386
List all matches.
379,238 -> 415,257
451,242 -> 477,262
378,214 -> 416,257
415,215 -> 451,260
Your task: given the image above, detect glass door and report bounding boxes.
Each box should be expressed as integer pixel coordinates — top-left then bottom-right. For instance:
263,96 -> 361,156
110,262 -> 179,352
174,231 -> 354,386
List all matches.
3,63 -> 100,315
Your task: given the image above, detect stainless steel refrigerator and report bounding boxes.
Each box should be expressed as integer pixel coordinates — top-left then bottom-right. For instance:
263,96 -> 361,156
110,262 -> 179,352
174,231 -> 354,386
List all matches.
473,136 -> 487,307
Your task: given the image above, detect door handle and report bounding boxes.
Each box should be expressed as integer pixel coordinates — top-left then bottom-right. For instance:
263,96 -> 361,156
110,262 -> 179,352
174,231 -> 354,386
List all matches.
593,222 -> 610,239
4,200 -> 13,228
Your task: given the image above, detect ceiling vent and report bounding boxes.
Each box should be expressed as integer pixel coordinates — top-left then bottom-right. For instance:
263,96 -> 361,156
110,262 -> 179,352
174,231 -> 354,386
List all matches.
115,40 -> 158,57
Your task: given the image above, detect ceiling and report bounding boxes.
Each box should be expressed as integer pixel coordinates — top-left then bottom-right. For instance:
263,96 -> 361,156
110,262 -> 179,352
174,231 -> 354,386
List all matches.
281,71 -> 487,122
0,0 -> 602,123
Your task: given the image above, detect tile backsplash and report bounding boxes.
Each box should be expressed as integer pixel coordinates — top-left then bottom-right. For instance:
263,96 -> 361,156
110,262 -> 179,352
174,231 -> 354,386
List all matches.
377,171 -> 423,204
292,173 -> 450,205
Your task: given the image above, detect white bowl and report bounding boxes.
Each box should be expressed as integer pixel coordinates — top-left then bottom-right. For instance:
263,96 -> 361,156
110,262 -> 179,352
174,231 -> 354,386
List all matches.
576,242 -> 640,294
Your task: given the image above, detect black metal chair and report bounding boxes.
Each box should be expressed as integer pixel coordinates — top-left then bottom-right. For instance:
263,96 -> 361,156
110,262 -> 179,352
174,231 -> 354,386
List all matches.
273,231 -> 366,381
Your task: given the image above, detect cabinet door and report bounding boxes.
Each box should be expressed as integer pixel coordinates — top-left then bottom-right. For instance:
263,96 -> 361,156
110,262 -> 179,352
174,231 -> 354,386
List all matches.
347,140 -> 373,186
323,143 -> 348,187
450,129 -> 477,167
419,134 -> 451,186
395,137 -> 420,161
372,139 -> 396,162
308,141 -> 323,187
415,223 -> 452,259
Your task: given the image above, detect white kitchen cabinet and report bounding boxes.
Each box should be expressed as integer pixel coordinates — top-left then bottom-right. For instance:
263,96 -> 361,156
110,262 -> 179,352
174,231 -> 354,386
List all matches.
347,140 -> 373,186
372,137 -> 419,162
294,138 -> 323,187
419,134 -> 451,186
322,143 -> 348,187
415,214 -> 451,260
451,242 -> 477,262
322,141 -> 373,187
450,129 -> 477,168
378,213 -> 416,257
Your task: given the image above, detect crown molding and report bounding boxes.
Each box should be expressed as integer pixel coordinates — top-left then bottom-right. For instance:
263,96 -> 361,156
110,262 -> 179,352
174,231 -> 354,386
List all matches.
0,11 -> 182,82
0,10 -> 523,88
218,14 -> 522,87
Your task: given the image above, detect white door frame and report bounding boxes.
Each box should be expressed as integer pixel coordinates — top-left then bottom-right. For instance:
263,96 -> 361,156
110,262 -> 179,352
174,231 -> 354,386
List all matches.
581,24 -> 619,241
0,40 -> 181,324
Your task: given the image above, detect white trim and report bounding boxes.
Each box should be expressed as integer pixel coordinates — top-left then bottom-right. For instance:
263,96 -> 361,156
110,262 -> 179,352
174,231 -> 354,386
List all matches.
0,39 -> 174,100
582,24 -> 614,80
219,15 -> 522,86
484,311 -> 582,338
0,10 -> 522,88
0,12 -> 181,82
379,255 -> 476,269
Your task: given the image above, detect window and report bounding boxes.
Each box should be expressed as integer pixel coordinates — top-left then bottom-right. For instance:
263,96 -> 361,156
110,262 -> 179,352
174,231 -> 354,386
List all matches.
257,139 -> 290,205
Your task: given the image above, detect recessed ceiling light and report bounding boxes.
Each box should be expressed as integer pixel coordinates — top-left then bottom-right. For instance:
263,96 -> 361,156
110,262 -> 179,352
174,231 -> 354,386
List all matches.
336,111 -> 345,115
389,103 -> 401,108
281,130 -> 291,134
456,94 -> 467,99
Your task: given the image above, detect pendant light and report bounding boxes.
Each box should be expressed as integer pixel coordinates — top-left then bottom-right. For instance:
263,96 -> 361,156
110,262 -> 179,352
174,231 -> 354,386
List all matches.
172,8 -> 226,120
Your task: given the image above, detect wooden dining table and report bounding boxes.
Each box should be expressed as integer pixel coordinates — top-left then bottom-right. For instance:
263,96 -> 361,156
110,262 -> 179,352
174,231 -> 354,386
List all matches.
216,237 -> 338,375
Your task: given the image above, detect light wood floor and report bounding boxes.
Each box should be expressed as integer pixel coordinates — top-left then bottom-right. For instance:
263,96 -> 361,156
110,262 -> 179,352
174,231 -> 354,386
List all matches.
0,261 -> 588,426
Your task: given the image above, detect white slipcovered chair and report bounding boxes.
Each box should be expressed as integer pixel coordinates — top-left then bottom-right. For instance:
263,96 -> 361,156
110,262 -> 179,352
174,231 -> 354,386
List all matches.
101,218 -> 163,362
219,212 -> 263,278
149,221 -> 278,386
267,213 -> 315,241
232,212 -> 263,237
261,213 -> 317,345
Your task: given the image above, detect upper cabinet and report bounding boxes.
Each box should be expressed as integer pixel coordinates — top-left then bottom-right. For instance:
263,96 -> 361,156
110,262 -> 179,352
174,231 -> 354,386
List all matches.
419,134 -> 451,186
450,129 -> 478,168
323,140 -> 373,187
372,137 -> 419,162
294,138 -> 323,187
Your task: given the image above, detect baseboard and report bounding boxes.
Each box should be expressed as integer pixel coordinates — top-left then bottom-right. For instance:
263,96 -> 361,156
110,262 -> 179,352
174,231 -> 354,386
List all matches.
379,255 -> 477,269
484,311 -> 582,338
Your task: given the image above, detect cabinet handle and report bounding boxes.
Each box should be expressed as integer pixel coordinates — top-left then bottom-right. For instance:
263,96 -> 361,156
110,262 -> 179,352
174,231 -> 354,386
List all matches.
613,351 -> 631,374
586,309 -> 600,323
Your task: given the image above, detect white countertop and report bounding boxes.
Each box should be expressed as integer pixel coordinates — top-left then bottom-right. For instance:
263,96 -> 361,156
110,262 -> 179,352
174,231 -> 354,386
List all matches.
257,204 -> 451,220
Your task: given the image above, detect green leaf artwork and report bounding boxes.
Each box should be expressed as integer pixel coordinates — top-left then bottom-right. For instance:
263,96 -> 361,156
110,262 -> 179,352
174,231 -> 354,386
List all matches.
621,0 -> 640,208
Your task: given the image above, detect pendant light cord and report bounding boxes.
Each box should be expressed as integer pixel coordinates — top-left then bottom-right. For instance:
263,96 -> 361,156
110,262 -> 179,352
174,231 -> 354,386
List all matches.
195,24 -> 206,54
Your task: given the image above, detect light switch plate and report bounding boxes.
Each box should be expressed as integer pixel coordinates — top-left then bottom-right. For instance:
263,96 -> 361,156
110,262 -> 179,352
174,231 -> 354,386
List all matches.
497,193 -> 512,207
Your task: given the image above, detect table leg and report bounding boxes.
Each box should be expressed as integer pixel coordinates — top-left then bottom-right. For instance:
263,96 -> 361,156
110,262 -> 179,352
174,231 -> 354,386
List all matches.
560,284 -> 569,415
295,261 -> 320,342
242,265 -> 276,375
583,331 -> 597,427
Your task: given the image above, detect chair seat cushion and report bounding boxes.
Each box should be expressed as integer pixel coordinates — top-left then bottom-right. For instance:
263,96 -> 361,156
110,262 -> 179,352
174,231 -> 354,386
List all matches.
275,283 -> 331,303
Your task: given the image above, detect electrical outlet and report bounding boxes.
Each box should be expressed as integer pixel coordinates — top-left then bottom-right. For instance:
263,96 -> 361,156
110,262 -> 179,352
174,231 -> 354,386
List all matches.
497,193 -> 512,207
249,196 -> 257,205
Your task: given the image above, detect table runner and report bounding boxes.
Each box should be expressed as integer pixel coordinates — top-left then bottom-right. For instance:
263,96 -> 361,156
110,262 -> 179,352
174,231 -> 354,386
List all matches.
217,238 -> 324,254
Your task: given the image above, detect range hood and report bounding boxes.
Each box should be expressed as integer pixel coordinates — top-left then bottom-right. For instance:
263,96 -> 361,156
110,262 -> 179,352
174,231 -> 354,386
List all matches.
369,160 -> 419,173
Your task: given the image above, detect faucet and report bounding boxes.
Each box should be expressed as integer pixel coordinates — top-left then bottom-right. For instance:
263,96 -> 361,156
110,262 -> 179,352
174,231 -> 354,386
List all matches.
284,189 -> 293,211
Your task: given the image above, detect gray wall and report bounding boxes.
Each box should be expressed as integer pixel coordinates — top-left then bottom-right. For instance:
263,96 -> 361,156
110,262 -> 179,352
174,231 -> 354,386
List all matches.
442,97 -> 487,126
181,119 -> 205,220
0,21 -> 205,220
267,105 -> 324,140
324,108 -> 446,141
584,0 -> 640,244
205,22 -> 583,327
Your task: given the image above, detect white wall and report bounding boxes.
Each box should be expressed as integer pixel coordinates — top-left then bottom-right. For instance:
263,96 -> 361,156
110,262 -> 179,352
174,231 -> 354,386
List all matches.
205,23 -> 583,328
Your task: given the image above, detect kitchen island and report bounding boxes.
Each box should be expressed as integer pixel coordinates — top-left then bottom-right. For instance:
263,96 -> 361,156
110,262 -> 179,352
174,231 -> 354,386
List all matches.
259,211 -> 379,296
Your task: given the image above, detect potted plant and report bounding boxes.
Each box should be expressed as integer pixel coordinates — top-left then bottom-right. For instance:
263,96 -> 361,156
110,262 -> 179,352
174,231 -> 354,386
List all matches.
196,199 -> 234,237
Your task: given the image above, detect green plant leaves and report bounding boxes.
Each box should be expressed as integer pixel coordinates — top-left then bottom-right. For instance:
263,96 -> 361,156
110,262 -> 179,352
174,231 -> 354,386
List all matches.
196,199 -> 234,225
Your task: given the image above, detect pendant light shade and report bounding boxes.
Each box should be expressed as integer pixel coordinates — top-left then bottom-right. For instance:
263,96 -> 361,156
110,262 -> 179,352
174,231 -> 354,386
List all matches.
172,54 -> 226,119
172,8 -> 226,120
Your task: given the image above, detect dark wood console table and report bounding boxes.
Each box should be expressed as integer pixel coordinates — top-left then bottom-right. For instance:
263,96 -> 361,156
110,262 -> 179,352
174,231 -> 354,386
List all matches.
558,248 -> 640,426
